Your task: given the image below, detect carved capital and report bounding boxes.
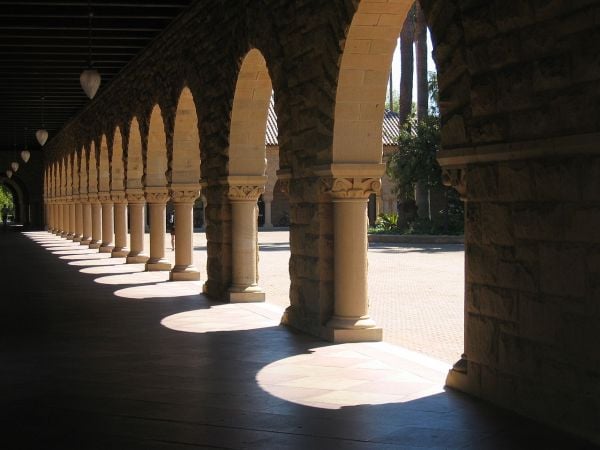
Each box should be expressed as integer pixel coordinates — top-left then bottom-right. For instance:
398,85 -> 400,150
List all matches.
228,185 -> 264,202
111,191 -> 127,204
98,192 -> 113,203
126,189 -> 145,204
171,189 -> 200,203
145,190 -> 170,204
323,177 -> 381,200
442,167 -> 467,200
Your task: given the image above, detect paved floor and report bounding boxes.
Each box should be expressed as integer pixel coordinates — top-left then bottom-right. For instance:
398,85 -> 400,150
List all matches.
0,229 -> 595,449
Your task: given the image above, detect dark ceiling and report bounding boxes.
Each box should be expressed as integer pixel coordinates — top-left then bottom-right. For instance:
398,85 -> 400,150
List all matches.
0,0 -> 193,153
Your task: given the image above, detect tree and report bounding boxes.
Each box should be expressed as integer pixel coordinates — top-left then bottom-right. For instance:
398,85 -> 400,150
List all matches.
0,185 -> 14,220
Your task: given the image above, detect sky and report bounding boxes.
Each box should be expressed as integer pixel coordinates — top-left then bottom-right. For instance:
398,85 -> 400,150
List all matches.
389,30 -> 436,103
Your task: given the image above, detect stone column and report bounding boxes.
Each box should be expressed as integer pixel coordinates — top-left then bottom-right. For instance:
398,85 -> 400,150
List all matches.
69,199 -> 76,240
262,193 -> 273,229
112,192 -> 129,257
324,177 -> 382,342
169,187 -> 201,281
145,189 -> 171,271
73,196 -> 83,242
55,200 -> 63,235
80,196 -> 92,245
126,190 -> 148,264
61,200 -> 69,238
227,184 -> 265,302
88,195 -> 102,249
99,193 -> 114,253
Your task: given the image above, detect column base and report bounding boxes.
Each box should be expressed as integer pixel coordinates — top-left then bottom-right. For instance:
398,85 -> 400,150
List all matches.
72,235 -> 82,242
169,266 -> 201,281
99,245 -> 114,253
111,247 -> 129,258
445,357 -> 471,392
228,285 -> 265,303
80,238 -> 91,246
322,315 -> 382,343
146,258 -> 172,271
60,232 -> 69,238
321,326 -> 382,343
126,254 -> 149,264
88,241 -> 101,249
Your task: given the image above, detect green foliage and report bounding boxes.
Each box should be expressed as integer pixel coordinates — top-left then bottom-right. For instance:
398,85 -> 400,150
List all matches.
374,213 -> 399,232
0,185 -> 14,221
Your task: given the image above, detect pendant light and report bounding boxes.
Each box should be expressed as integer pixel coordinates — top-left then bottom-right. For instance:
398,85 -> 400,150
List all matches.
36,95 -> 48,146
6,169 -> 13,179
21,127 -> 31,163
10,129 -> 19,172
80,1 -> 101,99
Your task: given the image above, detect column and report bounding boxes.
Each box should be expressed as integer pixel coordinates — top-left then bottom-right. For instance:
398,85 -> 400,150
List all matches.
80,196 -> 92,245
99,194 -> 114,253
262,193 -> 273,229
112,193 -> 129,258
61,200 -> 69,238
88,195 -> 102,249
324,177 -> 382,342
73,196 -> 83,242
227,184 -> 265,302
145,189 -> 171,271
169,187 -> 201,281
69,199 -> 76,240
53,201 -> 60,234
126,190 -> 148,264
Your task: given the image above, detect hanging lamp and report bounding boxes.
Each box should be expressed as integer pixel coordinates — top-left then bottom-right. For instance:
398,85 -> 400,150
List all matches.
10,129 -> 19,172
21,127 -> 31,163
6,169 -> 13,179
36,95 -> 48,146
80,1 -> 101,99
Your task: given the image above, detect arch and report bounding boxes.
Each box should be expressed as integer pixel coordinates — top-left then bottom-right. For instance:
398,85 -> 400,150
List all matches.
65,154 -> 73,197
146,105 -> 168,187
111,127 -> 125,191
98,134 -> 111,193
228,49 -> 272,178
88,140 -> 99,194
172,87 -> 200,184
0,176 -> 25,223
332,0 -> 411,164
79,146 -> 88,196
72,151 -> 80,196
126,117 -> 144,190
60,157 -> 67,198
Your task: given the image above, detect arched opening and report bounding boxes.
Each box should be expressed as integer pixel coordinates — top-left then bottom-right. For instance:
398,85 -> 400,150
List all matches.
226,48 -> 282,304
125,117 -> 149,264
0,181 -> 16,226
111,126 -> 128,257
144,105 -> 171,271
169,86 -> 202,281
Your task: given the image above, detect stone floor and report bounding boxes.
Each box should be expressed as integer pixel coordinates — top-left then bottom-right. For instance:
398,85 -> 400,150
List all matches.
0,229 -> 596,449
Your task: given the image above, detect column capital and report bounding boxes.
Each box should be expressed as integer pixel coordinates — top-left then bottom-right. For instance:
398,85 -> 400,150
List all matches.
442,167 -> 467,200
98,192 -> 113,203
126,189 -> 145,204
111,191 -> 128,204
322,177 -> 381,201
228,184 -> 265,202
145,187 -> 170,204
170,184 -> 200,204
87,193 -> 100,204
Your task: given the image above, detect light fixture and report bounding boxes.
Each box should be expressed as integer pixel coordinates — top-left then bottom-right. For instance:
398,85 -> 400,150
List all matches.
80,1 -> 101,99
11,129 -> 20,172
21,127 -> 31,163
6,169 -> 13,179
11,162 -> 19,172
36,95 -> 48,146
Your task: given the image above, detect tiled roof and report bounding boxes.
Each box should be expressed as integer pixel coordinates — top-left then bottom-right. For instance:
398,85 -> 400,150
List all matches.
266,97 -> 401,147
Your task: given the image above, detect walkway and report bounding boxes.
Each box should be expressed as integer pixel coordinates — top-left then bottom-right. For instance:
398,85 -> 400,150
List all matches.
0,230 -> 594,449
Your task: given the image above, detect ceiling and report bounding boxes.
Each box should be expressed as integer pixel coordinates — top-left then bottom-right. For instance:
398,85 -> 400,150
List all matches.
0,0 -> 194,153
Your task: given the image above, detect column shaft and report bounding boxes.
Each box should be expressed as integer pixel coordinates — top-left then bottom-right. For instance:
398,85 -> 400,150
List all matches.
89,200 -> 102,249
126,197 -> 148,264
81,201 -> 92,245
99,198 -> 114,253
69,202 -> 76,239
146,197 -> 171,271
263,199 -> 273,229
112,199 -> 129,257
74,201 -> 83,241
170,193 -> 200,281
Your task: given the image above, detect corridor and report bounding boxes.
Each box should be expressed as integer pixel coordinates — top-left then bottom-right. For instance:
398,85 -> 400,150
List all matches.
0,230 -> 593,449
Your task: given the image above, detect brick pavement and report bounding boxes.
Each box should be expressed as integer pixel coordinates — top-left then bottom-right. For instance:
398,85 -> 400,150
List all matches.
164,231 -> 463,365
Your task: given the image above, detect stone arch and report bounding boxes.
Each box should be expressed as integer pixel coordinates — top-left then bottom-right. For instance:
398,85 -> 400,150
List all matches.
98,135 -> 111,193
111,127 -> 125,192
332,0 -> 411,165
228,48 -> 272,179
88,140 -> 99,195
126,118 -> 144,190
72,151 -> 80,197
79,146 -> 88,197
0,175 -> 27,223
146,105 -> 168,188
172,87 -> 200,184
65,154 -> 73,198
